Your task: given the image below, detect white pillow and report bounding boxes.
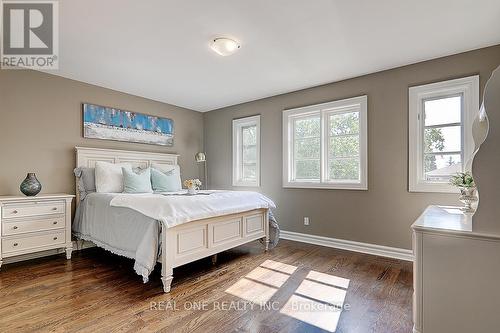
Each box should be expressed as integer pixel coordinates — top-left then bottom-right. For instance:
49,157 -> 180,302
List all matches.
95,161 -> 132,193
151,163 -> 182,191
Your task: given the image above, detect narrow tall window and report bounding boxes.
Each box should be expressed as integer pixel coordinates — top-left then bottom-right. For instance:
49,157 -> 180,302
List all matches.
409,76 -> 479,192
233,115 -> 260,187
283,96 -> 368,190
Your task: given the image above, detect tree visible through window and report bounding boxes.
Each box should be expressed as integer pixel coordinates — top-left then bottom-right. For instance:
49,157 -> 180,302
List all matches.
423,95 -> 463,182
294,116 -> 321,180
242,125 -> 257,181
328,111 -> 360,181
233,115 -> 260,187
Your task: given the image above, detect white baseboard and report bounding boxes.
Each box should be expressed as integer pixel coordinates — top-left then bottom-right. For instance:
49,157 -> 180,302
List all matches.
3,240 -> 95,265
280,230 -> 414,262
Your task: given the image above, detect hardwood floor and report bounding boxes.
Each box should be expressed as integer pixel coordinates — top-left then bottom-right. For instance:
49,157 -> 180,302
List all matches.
0,240 -> 413,333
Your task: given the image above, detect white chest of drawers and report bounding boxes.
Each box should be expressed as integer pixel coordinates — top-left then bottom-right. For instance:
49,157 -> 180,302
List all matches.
0,194 -> 74,268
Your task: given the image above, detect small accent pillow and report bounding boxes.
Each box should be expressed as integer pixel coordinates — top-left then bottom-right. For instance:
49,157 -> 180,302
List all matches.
122,167 -> 153,193
95,161 -> 132,193
73,167 -> 96,200
151,166 -> 182,192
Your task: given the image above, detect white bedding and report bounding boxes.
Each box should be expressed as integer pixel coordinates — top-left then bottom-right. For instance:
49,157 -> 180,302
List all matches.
110,190 -> 276,228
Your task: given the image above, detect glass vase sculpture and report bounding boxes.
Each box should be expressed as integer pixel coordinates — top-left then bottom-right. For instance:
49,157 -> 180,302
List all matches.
187,186 -> 197,195
459,187 -> 477,213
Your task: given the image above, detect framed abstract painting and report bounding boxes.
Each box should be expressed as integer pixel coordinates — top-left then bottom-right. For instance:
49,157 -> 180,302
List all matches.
83,103 -> 174,146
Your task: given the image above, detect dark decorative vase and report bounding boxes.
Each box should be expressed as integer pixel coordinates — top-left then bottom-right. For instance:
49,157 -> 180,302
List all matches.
20,173 -> 42,196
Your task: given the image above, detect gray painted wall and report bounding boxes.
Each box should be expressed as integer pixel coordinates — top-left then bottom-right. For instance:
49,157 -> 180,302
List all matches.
0,70 -> 204,196
203,45 -> 500,250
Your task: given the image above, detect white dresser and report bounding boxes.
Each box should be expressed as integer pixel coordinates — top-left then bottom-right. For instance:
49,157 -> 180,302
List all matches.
0,194 -> 74,268
412,205 -> 500,333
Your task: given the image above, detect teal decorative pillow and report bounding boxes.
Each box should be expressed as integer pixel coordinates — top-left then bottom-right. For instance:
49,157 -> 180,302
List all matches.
151,167 -> 182,192
122,167 -> 153,193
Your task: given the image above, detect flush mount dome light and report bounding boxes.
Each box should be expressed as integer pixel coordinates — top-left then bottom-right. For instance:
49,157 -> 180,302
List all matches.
210,38 -> 240,56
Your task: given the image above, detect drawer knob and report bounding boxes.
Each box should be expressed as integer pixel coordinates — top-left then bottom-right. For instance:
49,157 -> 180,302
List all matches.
53,221 -> 58,225
13,226 -> 18,230
53,237 -> 58,240
12,210 -> 18,214
52,207 -> 58,211
13,243 -> 18,247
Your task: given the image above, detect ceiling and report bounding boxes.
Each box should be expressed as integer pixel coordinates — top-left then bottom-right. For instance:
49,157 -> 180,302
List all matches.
51,0 -> 500,112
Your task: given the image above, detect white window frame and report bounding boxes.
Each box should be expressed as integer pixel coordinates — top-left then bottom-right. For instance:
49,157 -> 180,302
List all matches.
232,115 -> 261,187
408,75 -> 479,193
283,95 -> 368,190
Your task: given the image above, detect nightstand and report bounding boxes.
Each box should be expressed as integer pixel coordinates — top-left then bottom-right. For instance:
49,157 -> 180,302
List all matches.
0,194 -> 74,268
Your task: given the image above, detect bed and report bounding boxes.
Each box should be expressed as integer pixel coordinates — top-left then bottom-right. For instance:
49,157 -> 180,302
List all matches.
73,147 -> 274,293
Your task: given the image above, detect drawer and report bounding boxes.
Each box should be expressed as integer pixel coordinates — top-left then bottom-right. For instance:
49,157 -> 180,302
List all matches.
2,231 -> 65,255
2,216 -> 65,236
2,201 -> 65,219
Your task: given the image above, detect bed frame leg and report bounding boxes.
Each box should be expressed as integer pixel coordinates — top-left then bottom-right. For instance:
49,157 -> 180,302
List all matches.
264,209 -> 270,252
161,224 -> 174,293
161,275 -> 173,293
211,254 -> 218,265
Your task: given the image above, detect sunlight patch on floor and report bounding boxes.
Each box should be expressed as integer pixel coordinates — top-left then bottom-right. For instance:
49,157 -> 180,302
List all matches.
225,260 -> 297,303
280,270 -> 350,332
225,259 -> 350,332
259,259 -> 298,275
280,294 -> 342,332
245,266 -> 291,288
225,277 -> 278,304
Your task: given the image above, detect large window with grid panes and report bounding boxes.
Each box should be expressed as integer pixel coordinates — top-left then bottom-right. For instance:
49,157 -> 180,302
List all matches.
283,96 -> 368,190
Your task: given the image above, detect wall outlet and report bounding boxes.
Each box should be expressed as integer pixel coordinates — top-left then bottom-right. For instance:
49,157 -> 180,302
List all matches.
303,217 -> 310,226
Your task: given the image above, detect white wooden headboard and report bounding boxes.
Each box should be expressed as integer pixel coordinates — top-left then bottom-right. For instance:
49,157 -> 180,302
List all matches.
75,146 -> 179,200
76,146 -> 178,169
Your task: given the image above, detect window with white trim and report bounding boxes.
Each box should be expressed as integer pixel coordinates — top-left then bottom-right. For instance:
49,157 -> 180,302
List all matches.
283,96 -> 368,190
233,115 -> 260,187
409,76 -> 479,193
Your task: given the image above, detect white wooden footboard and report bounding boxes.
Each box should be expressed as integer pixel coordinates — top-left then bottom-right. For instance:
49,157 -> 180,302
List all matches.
160,208 -> 269,292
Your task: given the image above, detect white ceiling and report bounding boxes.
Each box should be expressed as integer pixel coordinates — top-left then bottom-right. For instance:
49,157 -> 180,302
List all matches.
52,0 -> 500,112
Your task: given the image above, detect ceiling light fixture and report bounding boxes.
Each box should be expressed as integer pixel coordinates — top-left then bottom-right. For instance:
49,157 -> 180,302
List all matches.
210,37 -> 240,56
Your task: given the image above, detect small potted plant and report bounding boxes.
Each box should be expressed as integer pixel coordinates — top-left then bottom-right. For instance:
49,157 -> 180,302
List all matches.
184,179 -> 202,195
449,171 -> 477,213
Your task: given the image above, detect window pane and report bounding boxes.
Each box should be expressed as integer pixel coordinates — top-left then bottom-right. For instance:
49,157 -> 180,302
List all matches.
295,160 -> 320,180
295,138 -> 320,159
424,126 -> 461,153
330,112 -> 359,136
330,135 -> 359,158
329,158 -> 359,181
424,154 -> 462,181
242,126 -> 256,145
243,164 -> 256,180
294,116 -> 320,138
424,96 -> 462,126
243,145 -> 257,163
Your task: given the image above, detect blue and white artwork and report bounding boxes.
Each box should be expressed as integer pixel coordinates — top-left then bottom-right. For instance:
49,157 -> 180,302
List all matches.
83,104 -> 174,146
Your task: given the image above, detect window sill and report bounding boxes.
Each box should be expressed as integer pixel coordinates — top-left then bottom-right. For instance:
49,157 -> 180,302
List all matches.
233,181 -> 260,187
283,182 -> 367,190
409,182 -> 459,193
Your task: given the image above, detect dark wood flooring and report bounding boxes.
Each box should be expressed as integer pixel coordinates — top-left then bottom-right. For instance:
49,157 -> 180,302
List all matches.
0,240 -> 413,333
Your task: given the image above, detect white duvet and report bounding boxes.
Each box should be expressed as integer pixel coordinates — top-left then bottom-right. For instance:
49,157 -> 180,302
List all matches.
110,190 -> 276,228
